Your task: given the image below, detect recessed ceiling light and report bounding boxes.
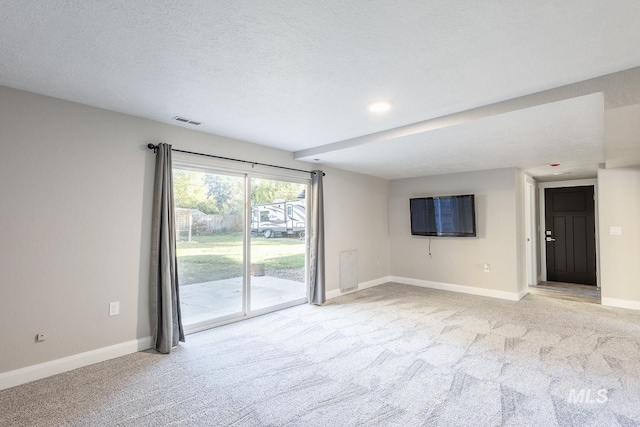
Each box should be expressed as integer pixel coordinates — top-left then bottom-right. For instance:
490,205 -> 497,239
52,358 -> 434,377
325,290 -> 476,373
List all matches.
367,100 -> 392,113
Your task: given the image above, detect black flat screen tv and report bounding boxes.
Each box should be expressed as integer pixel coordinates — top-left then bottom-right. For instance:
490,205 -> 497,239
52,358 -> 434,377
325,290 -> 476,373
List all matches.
410,194 -> 476,237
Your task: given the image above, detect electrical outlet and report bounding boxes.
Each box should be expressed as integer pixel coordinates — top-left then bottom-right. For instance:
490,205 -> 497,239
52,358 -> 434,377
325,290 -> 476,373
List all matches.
36,332 -> 46,342
109,302 -> 120,316
483,263 -> 491,273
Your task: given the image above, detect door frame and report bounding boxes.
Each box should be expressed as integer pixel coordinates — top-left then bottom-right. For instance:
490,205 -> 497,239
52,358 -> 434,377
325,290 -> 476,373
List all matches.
538,178 -> 600,288
172,155 -> 311,335
246,172 -> 310,316
524,175 -> 537,287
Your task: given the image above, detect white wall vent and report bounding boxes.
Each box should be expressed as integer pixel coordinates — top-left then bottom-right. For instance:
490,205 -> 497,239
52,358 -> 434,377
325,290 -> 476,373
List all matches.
172,116 -> 202,125
339,250 -> 358,292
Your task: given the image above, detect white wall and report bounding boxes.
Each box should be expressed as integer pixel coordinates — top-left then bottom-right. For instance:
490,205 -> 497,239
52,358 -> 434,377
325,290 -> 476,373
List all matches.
514,170 -> 527,295
598,166 -> 640,308
0,85 -> 391,376
323,167 -> 390,294
605,104 -> 640,168
389,168 -> 521,298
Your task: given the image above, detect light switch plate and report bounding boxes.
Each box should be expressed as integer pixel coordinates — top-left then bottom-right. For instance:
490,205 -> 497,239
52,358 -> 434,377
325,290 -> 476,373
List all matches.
109,302 -> 120,316
609,226 -> 622,236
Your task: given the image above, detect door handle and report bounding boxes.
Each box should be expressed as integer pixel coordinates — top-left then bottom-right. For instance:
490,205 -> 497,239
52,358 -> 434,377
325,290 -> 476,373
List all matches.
546,237 -> 556,242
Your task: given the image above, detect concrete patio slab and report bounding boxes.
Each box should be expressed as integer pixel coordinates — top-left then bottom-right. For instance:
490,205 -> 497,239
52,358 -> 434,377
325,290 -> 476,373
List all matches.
179,276 -> 307,325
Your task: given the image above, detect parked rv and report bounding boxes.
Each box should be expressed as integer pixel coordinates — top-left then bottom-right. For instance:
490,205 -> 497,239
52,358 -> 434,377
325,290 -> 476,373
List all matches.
251,200 -> 305,238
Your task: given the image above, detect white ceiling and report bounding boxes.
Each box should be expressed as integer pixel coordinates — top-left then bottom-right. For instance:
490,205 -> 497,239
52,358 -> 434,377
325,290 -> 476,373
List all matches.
303,93 -> 605,180
1,1 -> 640,180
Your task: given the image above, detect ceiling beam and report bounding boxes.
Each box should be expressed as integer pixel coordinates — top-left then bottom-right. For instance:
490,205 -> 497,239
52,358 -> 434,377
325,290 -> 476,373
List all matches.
295,66 -> 640,161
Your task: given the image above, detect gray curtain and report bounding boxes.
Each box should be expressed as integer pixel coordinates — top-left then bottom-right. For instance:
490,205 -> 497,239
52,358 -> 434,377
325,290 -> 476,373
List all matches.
309,170 -> 326,305
150,143 -> 184,353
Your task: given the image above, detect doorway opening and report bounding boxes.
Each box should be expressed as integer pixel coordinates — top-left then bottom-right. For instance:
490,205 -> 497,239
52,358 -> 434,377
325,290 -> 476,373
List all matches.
535,180 -> 600,304
528,281 -> 600,304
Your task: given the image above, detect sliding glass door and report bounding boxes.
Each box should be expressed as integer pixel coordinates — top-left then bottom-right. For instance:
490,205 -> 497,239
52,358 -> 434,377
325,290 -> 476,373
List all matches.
174,168 -> 245,326
249,178 -> 307,312
173,163 -> 308,331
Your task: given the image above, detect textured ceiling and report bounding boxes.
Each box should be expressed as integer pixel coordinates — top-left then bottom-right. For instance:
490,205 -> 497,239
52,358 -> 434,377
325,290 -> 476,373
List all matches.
301,94 -> 605,180
1,1 -> 640,179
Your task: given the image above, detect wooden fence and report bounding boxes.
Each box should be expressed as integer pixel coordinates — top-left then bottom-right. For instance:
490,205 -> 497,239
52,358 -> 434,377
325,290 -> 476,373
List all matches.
175,209 -> 242,240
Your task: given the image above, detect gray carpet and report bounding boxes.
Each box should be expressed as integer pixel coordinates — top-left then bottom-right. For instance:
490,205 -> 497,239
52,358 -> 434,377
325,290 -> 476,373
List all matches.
2,283 -> 640,426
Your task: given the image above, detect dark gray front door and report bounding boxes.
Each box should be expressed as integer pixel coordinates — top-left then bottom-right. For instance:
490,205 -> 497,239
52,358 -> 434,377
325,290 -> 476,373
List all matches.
544,186 -> 597,285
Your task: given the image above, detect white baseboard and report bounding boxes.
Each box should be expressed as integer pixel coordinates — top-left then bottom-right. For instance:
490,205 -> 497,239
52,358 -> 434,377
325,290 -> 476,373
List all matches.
390,276 -> 523,301
326,276 -> 391,300
517,288 -> 529,300
326,276 -> 524,302
0,336 -> 153,391
601,297 -> 640,311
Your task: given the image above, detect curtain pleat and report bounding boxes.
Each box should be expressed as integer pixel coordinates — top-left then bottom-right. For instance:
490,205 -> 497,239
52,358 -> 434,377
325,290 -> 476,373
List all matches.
150,143 -> 184,353
309,171 -> 326,305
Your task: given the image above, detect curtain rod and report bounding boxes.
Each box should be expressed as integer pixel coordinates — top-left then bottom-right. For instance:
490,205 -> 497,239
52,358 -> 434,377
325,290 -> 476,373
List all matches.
147,144 -> 324,176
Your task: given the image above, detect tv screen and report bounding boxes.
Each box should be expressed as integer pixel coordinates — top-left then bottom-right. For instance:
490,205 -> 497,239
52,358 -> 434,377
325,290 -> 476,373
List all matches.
410,194 -> 476,237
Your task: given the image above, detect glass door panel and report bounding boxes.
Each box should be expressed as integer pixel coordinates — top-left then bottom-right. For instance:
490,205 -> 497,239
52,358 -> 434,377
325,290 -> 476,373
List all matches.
173,168 -> 245,326
249,178 -> 308,311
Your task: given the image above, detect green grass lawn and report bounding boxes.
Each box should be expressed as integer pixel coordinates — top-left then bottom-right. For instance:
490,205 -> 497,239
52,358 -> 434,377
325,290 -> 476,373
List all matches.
177,233 -> 305,285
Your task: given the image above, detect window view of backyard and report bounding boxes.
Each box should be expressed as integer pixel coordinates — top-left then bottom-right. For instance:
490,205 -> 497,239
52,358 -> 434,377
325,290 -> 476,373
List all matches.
173,168 -> 307,326
177,234 -> 305,284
